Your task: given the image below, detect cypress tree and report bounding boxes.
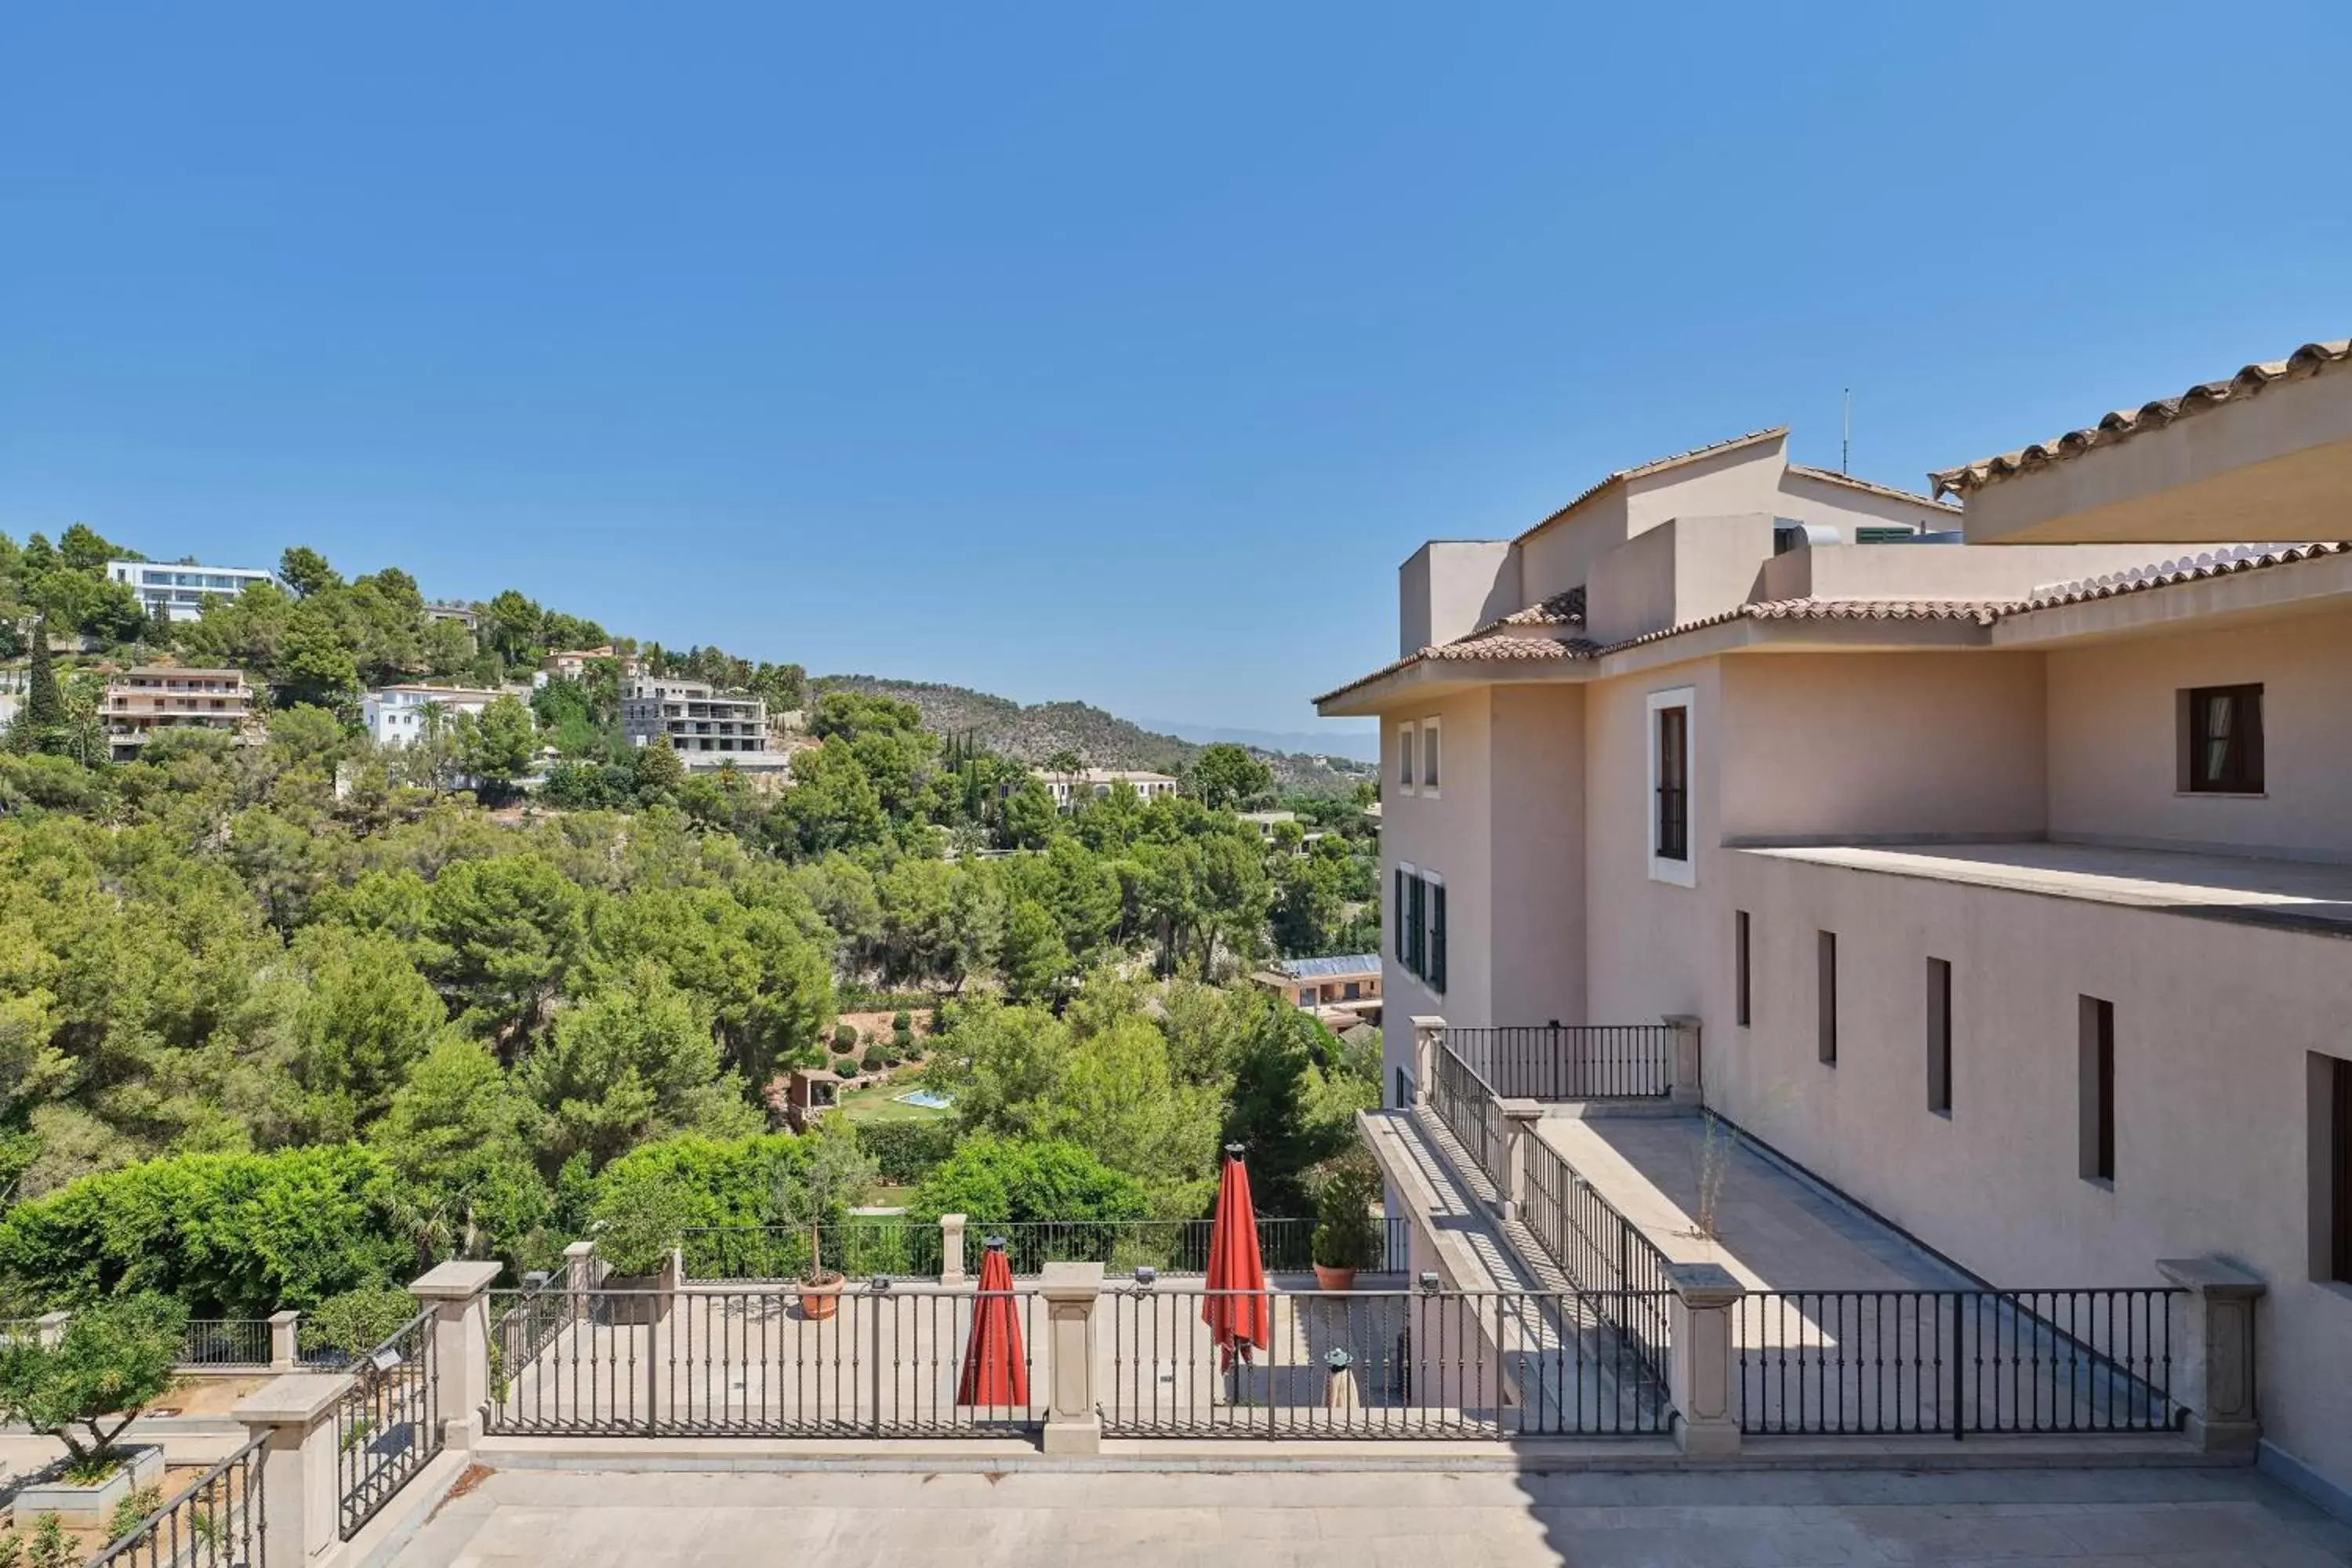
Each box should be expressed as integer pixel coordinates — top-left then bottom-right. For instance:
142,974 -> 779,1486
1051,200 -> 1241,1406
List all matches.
24,617 -> 64,729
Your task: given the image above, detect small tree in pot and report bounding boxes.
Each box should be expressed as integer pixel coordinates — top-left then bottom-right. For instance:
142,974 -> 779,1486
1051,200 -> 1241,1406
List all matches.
0,1294 -> 187,1483
772,1121 -> 877,1321
1309,1152 -> 1385,1292
590,1167 -> 694,1325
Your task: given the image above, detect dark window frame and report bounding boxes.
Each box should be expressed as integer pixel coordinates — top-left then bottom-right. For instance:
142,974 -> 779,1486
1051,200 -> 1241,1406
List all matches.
1655,705 -> 1690,861
2080,997 -> 2116,1184
1817,931 -> 1838,1065
2337,1057 -> 2352,1283
2183,683 -> 2264,794
1926,957 -> 1952,1116
1733,910 -> 1751,1028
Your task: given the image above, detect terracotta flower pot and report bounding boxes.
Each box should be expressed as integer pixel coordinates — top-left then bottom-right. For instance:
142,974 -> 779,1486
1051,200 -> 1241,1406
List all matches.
1313,1264 -> 1358,1292
800,1283 -> 841,1321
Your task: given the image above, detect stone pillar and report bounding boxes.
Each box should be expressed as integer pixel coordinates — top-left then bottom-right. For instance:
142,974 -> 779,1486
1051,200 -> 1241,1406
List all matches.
563,1240 -> 601,1294
34,1311 -> 67,1348
1664,1014 -> 1703,1106
410,1259 -> 502,1449
269,1309 -> 302,1372
938,1214 -> 968,1284
1664,1261 -> 1742,1457
237,1373 -> 355,1566
1038,1261 -> 1104,1455
1498,1100 -> 1544,1223
1410,1015 -> 1446,1107
2158,1257 -> 2265,1453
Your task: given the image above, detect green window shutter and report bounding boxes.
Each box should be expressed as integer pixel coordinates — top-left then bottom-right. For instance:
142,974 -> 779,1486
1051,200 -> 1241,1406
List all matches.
1432,884 -> 1447,995
1392,868 -> 1406,961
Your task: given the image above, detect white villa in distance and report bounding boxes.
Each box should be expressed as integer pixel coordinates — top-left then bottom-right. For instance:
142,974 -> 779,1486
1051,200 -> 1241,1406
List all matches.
1032,766 -> 1179,811
107,559 -> 276,621
362,684 -> 508,747
1318,338 -> 2352,1513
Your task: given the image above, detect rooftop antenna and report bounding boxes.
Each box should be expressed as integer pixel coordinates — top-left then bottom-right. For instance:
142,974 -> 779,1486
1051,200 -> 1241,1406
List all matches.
1842,387 -> 1852,475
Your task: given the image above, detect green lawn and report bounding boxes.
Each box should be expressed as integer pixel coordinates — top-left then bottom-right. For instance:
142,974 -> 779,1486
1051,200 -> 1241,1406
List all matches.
836,1081 -> 952,1125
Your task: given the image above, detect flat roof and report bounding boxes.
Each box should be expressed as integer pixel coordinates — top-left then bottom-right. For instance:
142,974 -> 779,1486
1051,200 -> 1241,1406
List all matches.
1742,840 -> 2352,938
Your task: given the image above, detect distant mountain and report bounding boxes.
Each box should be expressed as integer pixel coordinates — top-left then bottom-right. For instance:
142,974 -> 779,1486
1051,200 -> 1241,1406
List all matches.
809,675 -> 1376,797
1139,720 -> 1381,764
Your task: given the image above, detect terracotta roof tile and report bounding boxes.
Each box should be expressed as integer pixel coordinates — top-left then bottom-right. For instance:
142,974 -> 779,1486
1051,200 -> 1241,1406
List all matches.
2012,541 -> 2351,613
1929,339 -> 2352,498
1784,464 -> 1958,512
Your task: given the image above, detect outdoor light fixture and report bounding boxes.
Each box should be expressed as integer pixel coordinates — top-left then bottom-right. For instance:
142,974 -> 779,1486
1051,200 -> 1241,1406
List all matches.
522,1270 -> 550,1289
370,1345 -> 405,1374
869,1276 -> 892,1292
1418,1271 -> 1441,1293
1324,1348 -> 1353,1371
1132,1266 -> 1157,1288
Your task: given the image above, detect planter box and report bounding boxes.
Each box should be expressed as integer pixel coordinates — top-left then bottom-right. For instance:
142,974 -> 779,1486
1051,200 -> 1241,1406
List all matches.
15,1443 -> 165,1528
598,1276 -> 665,1327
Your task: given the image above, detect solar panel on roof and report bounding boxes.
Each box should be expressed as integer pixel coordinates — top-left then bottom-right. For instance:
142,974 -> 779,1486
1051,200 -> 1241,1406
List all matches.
1276,955 -> 1380,980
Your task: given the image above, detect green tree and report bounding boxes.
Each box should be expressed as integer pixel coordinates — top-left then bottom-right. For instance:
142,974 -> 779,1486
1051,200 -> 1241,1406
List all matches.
630,736 -> 684,800
277,546 -> 343,599
454,695 -> 539,792
1189,743 -> 1273,811
909,1134 -> 1149,1228
998,898 -> 1070,1005
0,1294 -> 187,1471
422,855 -> 590,1045
289,926 -> 454,1131
12,620 -> 64,751
520,964 -> 760,1169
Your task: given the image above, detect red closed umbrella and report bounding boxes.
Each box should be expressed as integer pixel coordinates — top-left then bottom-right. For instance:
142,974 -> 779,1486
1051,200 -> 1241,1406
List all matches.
1201,1144 -> 1270,1370
956,1237 -> 1029,1407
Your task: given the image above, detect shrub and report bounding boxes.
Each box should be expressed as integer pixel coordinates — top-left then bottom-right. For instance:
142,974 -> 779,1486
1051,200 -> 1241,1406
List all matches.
832,1023 -> 858,1051
853,1121 -> 956,1185
858,1045 -> 884,1073
832,1056 -> 859,1079
1310,1153 -> 1385,1272
301,1285 -> 419,1361
892,1024 -> 914,1056
26,1515 -> 67,1568
909,1136 -> 1149,1229
107,1485 -> 165,1542
588,1164 -> 696,1277
0,1293 -> 187,1469
891,1010 -> 911,1033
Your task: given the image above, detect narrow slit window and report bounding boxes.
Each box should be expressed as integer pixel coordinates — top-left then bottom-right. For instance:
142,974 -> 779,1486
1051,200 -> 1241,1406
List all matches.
2080,997 -> 2115,1183
1926,957 -> 1952,1115
1817,931 -> 1838,1065
1656,706 -> 1689,860
1734,910 -> 1751,1028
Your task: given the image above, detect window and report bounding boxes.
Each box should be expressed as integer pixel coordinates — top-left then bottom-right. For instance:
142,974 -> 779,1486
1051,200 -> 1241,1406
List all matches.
1420,717 -> 1442,796
2182,684 -> 2264,793
1406,874 -> 1427,979
1817,931 -> 1838,1065
2079,997 -> 2115,1183
1926,958 -> 1952,1115
1391,865 -> 1445,995
2312,1054 -> 2352,1284
1393,867 -> 1406,961
1733,911 -> 1751,1028
1396,722 -> 1417,793
1428,879 -> 1447,995
1343,981 -> 1360,1000
1646,688 -> 1697,886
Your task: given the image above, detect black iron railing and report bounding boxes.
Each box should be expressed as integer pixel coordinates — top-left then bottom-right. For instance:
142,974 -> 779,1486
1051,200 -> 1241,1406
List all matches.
88,1432 -> 266,1568
1519,1137 -> 1673,1381
1429,1040 -> 1508,1189
680,1220 -> 945,1281
681,1217 -> 1407,1282
179,1318 -> 272,1369
1098,1285 -> 1671,1437
482,1285 -> 1045,1437
1442,1025 -> 1674,1100
336,1308 -> 441,1540
1735,1287 -> 2186,1437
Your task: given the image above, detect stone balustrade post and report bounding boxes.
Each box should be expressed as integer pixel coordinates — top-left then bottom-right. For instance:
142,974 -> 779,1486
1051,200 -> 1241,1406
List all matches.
1410,1014 -> 1446,1108
237,1373 -> 355,1566
1037,1261 -> 1104,1455
1498,1100 -> 1544,1223
1664,1014 -> 1703,1106
1664,1261 -> 1742,1457
34,1311 -> 67,1348
2158,1256 -> 2266,1453
563,1239 -> 601,1294
411,1259 -> 503,1449
269,1308 -> 302,1372
938,1214 -> 968,1284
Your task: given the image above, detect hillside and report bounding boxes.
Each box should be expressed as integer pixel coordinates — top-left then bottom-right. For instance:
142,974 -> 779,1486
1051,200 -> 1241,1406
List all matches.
809,674 -> 1375,797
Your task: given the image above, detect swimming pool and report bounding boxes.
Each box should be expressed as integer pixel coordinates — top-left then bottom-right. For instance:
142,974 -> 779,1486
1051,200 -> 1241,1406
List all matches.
894,1089 -> 953,1110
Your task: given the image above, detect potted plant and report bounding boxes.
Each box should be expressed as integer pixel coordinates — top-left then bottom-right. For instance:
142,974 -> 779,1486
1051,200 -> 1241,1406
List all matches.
774,1122 -> 878,1321
1310,1154 -> 1385,1292
0,1294 -> 184,1526
590,1167 -> 693,1325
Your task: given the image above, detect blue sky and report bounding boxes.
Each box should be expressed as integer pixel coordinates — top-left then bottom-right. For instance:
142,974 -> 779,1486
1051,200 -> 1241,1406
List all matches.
3,3 -> 2347,737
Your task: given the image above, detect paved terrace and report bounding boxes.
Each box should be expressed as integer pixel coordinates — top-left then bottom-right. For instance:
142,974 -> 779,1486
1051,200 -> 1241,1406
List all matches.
390,1464 -> 2352,1567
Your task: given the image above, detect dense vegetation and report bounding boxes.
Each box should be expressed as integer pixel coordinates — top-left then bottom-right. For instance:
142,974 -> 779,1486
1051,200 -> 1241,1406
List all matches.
0,528 -> 1385,1317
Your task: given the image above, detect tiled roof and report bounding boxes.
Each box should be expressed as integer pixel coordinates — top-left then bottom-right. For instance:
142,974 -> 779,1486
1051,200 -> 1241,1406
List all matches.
1424,633 -> 1581,662
1498,586 -> 1586,626
1784,464 -> 1958,512
1588,599 -> 2009,656
1929,339 -> 2352,498
1513,428 -> 1787,543
2011,541 -> 2351,614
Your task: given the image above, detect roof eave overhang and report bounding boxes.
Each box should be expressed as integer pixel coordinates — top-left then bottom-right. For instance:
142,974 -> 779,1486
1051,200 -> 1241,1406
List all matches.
1991,545 -> 2352,648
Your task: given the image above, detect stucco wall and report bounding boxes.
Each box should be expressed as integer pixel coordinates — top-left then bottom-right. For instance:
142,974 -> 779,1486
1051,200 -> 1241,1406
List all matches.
1581,657 -> 1720,1026
1487,684 -> 1588,1025
2047,604 -> 2352,860
1379,689 -> 1493,1096
1708,848 -> 2352,1493
1716,652 -> 2048,843
1400,541 -> 1519,657
1756,543 -> 2166,604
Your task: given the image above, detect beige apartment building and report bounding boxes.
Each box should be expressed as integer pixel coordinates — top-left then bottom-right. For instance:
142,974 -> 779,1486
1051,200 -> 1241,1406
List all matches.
1317,342 -> 2352,1510
1032,766 -> 1180,811
103,665 -> 256,760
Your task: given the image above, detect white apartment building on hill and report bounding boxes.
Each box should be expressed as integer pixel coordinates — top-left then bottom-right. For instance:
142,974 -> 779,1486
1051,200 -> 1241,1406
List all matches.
620,677 -> 788,774
106,560 -> 276,621
1032,767 -> 1179,811
1317,341 -> 2352,1512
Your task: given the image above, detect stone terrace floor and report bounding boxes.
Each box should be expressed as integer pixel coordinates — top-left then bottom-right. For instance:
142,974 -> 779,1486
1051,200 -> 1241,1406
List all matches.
394,1463 -> 2352,1566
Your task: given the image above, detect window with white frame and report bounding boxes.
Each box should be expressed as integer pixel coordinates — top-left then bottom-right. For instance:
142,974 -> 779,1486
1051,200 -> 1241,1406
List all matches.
1396,721 -> 1417,794
1646,687 -> 1696,886
1419,717 -> 1441,797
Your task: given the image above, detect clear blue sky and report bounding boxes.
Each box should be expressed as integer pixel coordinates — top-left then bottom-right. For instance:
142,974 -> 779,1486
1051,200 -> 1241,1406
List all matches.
4,3 -> 2348,737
